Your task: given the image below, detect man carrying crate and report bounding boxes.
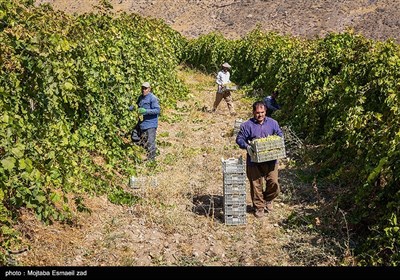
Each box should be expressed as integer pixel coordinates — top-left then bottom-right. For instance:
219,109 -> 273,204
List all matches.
235,101 -> 284,218
211,62 -> 237,116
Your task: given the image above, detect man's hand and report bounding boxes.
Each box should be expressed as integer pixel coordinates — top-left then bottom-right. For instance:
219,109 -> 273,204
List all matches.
246,145 -> 255,157
138,107 -> 146,115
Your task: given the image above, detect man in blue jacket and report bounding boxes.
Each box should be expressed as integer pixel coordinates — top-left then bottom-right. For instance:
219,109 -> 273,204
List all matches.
236,101 -> 283,218
263,90 -> 281,117
129,82 -> 160,161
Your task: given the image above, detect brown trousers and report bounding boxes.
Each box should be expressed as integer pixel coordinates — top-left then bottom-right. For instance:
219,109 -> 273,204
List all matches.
212,90 -> 235,113
246,161 -> 280,210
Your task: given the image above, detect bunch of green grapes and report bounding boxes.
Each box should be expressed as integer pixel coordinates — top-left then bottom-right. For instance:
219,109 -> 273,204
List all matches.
252,135 -> 282,143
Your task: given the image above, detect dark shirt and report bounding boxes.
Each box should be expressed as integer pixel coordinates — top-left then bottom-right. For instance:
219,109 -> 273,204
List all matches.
236,117 -> 283,165
264,96 -> 280,117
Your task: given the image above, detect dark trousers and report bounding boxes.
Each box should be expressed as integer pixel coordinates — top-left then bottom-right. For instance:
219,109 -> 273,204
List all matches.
141,127 -> 157,160
246,161 -> 280,210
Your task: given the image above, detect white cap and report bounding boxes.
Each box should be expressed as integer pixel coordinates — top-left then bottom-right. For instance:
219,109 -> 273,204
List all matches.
141,82 -> 151,88
222,62 -> 231,68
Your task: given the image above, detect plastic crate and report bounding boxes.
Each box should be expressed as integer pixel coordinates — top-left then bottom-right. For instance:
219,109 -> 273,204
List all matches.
222,157 -> 245,173
224,193 -> 246,205
225,215 -> 246,225
129,176 -> 158,189
249,137 -> 286,163
223,173 -> 246,185
250,148 -> 286,163
233,119 -> 243,135
224,204 -> 247,216
251,137 -> 285,151
223,183 -> 246,194
223,85 -> 238,92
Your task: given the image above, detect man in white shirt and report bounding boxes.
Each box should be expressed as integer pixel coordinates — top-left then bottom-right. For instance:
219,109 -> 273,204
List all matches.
212,62 -> 236,116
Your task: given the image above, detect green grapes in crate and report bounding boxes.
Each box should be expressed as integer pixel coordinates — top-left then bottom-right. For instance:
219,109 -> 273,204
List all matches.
250,135 -> 286,162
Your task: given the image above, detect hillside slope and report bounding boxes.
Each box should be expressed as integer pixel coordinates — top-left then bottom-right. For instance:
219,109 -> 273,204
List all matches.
12,67 -> 346,266
35,0 -> 400,43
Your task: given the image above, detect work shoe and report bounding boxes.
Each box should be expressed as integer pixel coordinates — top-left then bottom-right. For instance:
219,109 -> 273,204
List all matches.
254,208 -> 265,218
265,201 -> 274,212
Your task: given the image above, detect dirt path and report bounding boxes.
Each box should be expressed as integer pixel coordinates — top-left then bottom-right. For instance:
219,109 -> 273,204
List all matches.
13,66 -> 343,267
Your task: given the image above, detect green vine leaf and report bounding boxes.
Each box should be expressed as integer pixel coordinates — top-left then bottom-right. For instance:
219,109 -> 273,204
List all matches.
1,157 -> 16,171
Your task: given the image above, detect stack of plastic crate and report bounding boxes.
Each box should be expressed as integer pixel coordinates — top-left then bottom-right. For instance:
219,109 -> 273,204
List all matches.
222,157 -> 247,225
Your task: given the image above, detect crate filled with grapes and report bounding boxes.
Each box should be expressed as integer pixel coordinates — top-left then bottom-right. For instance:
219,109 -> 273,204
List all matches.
249,135 -> 286,163
223,82 -> 238,92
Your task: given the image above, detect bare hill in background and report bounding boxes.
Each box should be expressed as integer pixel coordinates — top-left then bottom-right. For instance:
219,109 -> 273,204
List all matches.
36,0 -> 400,43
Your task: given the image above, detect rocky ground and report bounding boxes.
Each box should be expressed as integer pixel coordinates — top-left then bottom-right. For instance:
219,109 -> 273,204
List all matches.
35,0 -> 400,44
